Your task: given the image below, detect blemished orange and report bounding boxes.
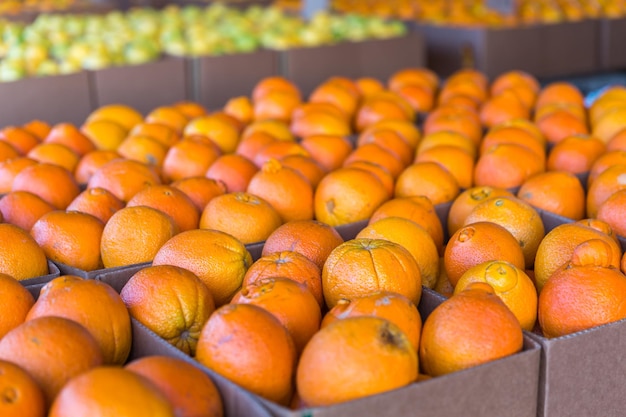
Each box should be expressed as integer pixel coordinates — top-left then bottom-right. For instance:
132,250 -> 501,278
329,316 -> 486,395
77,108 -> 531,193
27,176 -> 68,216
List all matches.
417,130 -> 477,159
422,106 -> 483,146
85,104 -> 143,131
173,101 -> 208,120
0,126 -> 40,155
162,136 -> 222,183
419,282 -> 523,376
205,153 -> 258,193
171,176 -> 227,212
224,95 -> 254,125
474,143 -> 545,190
145,106 -> 189,134
261,219 -> 344,271
31,211 -> 104,271
80,119 -> 128,151
576,218 -> 621,245
48,367 -> 175,417
0,273 -> 35,339
344,160 -> 395,197
235,131 -> 277,162
128,122 -> 181,149
254,89 -> 302,123
125,356 -> 223,417
447,186 -> 514,237
232,277 -> 321,355
0,316 -> 103,407
100,206 -> 179,268
26,143 -> 80,173
297,316 -> 417,407
252,140 -> 309,168
597,189 -> 626,237
479,90 -> 531,128
87,159 -> 162,203
23,119 -> 52,140
535,109 -> 589,144
533,222 -> 622,292
152,229 -> 253,306
199,192 -> 283,244
26,276 -> 131,365
587,150 -> 626,187
517,171 -> 586,220
44,123 -> 95,156
444,221 -> 526,288
357,127 -> 414,166
0,359 -> 46,417
0,190 -> 55,231
0,223 -> 48,280
183,113 -> 241,154
252,76 -> 301,103
126,185 -> 200,232
343,142 -> 405,179
321,291 -> 422,351
356,216 -> 439,289
241,119 -> 294,142
586,164 -> 626,218
73,150 -> 121,185
0,141 -> 19,163
247,158 -> 314,222
280,154 -> 326,188
195,303 -> 296,405
243,251 -> 323,308
394,161 -> 460,205
547,134 -> 606,174
369,195 -> 444,255
454,260 -> 538,331
66,187 -> 125,225
120,265 -> 215,356
415,145 -> 475,190
322,238 -> 422,309
12,163 -> 80,209
290,108 -> 352,138
117,135 -> 168,168
314,166 -> 389,227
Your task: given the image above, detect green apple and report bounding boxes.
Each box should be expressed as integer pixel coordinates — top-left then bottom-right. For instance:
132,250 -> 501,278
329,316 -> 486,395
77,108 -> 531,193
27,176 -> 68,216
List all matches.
0,58 -> 26,82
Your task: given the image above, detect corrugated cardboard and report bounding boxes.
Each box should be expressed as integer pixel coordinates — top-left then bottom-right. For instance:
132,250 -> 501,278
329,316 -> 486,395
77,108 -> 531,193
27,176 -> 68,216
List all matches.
598,17 -> 626,71
94,262 -> 152,293
22,260 -> 60,298
194,50 -> 280,110
90,57 -> 189,116
52,260 -> 150,283
0,71 -> 93,126
356,32 -> 427,81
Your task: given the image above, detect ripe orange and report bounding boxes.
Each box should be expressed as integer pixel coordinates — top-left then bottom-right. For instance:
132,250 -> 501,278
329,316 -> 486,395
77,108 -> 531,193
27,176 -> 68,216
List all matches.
199,192 -> 283,244
0,140 -> 20,163
120,265 -> 215,356
173,101 -> 208,120
80,119 -> 128,151
419,282 -> 523,376
205,153 -> 258,193
393,83 -> 436,113
73,150 -> 120,185
23,119 -> 51,140
195,303 -> 296,405
146,106 -> 189,134
0,191 -> 55,231
126,184 -> 200,232
355,91 -> 415,132
161,136 -> 222,183
415,145 -> 475,190
170,176 -> 227,212
388,67 -> 439,92
536,109 -> 589,144
224,95 -> 254,125
0,126 -> 40,155
12,163 -> 80,209
0,223 -> 49,280
586,164 -> 626,218
292,102 -> 349,124
297,316 -> 417,407
85,104 -> 143,131
44,123 -> 95,156
366,119 -> 422,149
344,160 -> 395,196
357,127 -> 414,166
252,140 -> 309,168
152,229 -> 253,306
235,131 -> 277,162
356,76 -> 385,98
447,186 -> 514,237
242,119 -> 294,142
100,206 -> 178,268
417,130 -> 477,159
253,89 -> 302,123
27,142 -> 80,172
309,79 -> 360,118
0,359 -> 45,417
31,211 -> 104,271
394,161 -> 460,205
422,106 -> 483,146
547,134 -> 606,174
128,122 -> 181,149
183,113 -> 241,154
87,159 -> 162,203
280,154 -> 326,188
117,135 -> 168,168
0,157 -> 37,193
0,273 -> 35,339
597,189 -> 626,237
587,150 -> 626,187
490,70 -> 540,108
66,187 -> 125,225
290,108 -> 352,138
535,81 -> 585,108
474,143 -> 545,189
479,90 -> 531,128
26,276 -> 131,365
606,128 -> 626,151
479,125 -> 546,158
517,171 -> 586,220
343,142 -> 406,179
252,76 -> 301,103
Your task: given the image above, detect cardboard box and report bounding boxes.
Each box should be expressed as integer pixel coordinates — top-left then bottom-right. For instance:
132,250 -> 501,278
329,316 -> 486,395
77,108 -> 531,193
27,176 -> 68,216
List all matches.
22,260 -> 61,298
90,57 -> 189,116
53,260 -> 150,283
94,262 -> 152,293
598,17 -> 626,71
194,50 -> 280,110
356,32 -> 427,81
0,71 -> 93,127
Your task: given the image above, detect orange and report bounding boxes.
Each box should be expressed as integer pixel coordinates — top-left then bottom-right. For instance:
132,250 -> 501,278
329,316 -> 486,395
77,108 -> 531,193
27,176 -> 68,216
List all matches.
356,216 -> 439,289
437,83 -> 487,109
321,291 -> 421,350
422,106 -> 483,146
388,67 -> 439,92
125,356 -> 223,417
66,187 -> 125,225
534,222 -> 622,292
261,219 -> 344,271
252,76 -> 301,103
173,101 -> 207,120
44,123 -> 95,156
280,154 -> 326,188
547,134 -> 606,174
0,191 -> 55,231
474,143 -> 545,189
87,159 -> 162,203
314,167 -> 389,227
0,273 -> 35,339
0,126 -> 40,155
235,131 -> 277,162
344,160 -> 395,196
0,359 -> 45,417
534,102 -> 587,125
597,189 -> 626,237
419,282 -> 523,376
31,211 -> 104,271
252,140 -> 309,168
23,119 -> 51,140
145,106 -> 189,134
309,81 -> 359,118
183,114 -> 242,154
343,142 -> 405,179
80,119 -> 128,151
444,221 -> 526,287
297,316 -> 417,407
415,145 -> 475,190
100,206 -> 178,268
576,218 -> 621,245
232,277 -> 321,355
536,109 -> 589,144
323,238 -> 422,308
49,367 -> 175,417
199,192 -> 283,244
586,164 -> 626,218
447,186 -> 514,237
12,163 -> 80,209
254,89 -> 302,123
592,107 -> 626,144
292,102 -> 349,124
242,119 -> 294,142
0,223 -> 48,280
195,303 -> 296,405
171,176 -> 227,212
479,90 -> 531,128
479,125 -> 546,158
535,81 -> 585,108
0,140 -> 20,163
126,184 -> 200,232
355,76 -> 385,98
161,136 -> 222,183
588,86 -> 626,125
26,143 -> 80,173
587,150 -> 626,187
224,95 -> 254,125
152,229 -> 253,306
128,122 -> 181,148
356,127 -> 414,166
117,135 -> 168,168
0,316 -> 103,407
355,91 -> 415,132
454,260 -> 537,330
417,130 -> 477,159
606,128 -> 626,151
394,161 -> 460,205
438,93 -> 481,112
464,195 -> 545,267
26,276 -> 131,365
247,158 -> 314,222
365,119 -> 422,149
517,171 -> 586,220
85,104 -> 143,131
490,70 -> 540,108
488,118 -> 546,145
290,108 -> 352,138
243,251 -> 323,308
393,83 -> 436,113
205,154 -> 258,193
120,265 -> 215,356
73,150 -> 120,185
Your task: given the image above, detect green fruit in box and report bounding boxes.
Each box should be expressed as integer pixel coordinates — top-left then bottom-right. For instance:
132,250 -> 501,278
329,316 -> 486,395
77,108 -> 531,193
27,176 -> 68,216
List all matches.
58,59 -> 81,75
123,39 -> 159,65
0,59 -> 26,82
35,59 -> 59,77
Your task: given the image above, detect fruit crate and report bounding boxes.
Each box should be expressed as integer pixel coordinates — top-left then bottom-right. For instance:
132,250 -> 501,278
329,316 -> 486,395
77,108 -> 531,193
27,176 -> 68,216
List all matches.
598,16 -> 626,71
22,260 -> 61,298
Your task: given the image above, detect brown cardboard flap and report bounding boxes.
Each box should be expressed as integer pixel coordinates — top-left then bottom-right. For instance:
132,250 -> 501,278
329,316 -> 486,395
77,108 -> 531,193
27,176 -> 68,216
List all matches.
536,208 -> 574,234
599,17 -> 626,71
0,71 -> 93,126
357,32 -> 427,81
435,201 -> 452,242
22,260 -> 60,298
94,262 -> 152,293
335,219 -> 368,241
91,57 -> 189,116
246,241 -> 265,262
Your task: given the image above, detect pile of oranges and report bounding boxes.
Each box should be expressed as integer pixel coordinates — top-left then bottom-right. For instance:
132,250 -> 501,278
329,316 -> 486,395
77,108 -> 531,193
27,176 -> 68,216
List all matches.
0,65 -> 626,415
